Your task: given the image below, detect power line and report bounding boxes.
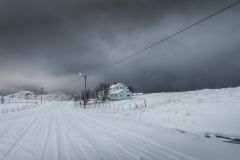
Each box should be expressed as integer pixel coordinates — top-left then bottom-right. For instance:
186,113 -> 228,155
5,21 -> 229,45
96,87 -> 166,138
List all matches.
42,1 -> 240,89
85,78 -> 96,88
86,1 -> 240,77
43,77 -> 85,89
79,74 -> 97,89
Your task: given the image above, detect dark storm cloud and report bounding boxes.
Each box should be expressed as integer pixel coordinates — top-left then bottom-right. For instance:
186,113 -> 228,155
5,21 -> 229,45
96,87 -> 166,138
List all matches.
0,0 -> 240,95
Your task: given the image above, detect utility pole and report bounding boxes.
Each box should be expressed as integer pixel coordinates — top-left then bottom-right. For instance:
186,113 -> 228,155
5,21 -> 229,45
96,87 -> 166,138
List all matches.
84,75 -> 86,108
79,73 -> 87,108
41,87 -> 43,104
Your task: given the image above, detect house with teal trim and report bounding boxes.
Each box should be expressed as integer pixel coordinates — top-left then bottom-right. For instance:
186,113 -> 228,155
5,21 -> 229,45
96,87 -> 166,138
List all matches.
98,83 -> 132,100
108,83 -> 132,100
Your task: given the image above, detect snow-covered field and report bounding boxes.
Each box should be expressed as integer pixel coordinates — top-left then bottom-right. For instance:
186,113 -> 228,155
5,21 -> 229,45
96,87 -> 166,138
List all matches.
0,87 -> 239,160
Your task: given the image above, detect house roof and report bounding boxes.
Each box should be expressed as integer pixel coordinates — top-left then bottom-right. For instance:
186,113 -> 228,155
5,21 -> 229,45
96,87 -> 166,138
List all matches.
110,89 -> 128,94
109,83 -> 127,89
109,83 -> 120,89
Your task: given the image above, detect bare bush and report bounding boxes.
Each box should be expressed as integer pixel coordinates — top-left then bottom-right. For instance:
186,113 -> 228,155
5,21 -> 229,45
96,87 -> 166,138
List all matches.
128,86 -> 135,93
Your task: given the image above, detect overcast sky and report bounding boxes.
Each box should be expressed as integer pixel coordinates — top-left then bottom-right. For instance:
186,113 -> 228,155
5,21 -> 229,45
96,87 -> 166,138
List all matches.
1,0 -> 240,95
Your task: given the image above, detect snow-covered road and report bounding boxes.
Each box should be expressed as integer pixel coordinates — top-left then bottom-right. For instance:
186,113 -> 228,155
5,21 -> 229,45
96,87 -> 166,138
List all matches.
0,100 -> 239,160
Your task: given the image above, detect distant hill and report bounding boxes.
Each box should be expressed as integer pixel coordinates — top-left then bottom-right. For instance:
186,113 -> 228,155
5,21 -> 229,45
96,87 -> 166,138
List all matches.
7,91 -> 74,101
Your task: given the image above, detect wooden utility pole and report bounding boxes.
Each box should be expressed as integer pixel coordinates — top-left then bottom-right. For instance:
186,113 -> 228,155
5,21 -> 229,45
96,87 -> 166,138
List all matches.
41,87 -> 43,104
84,75 -> 86,108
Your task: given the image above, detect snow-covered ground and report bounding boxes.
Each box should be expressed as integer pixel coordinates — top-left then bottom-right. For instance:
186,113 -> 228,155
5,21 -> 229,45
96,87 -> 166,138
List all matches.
0,87 -> 239,160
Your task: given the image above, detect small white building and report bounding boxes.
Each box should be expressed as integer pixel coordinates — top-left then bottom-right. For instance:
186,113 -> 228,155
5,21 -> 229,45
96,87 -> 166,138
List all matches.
98,83 -> 132,100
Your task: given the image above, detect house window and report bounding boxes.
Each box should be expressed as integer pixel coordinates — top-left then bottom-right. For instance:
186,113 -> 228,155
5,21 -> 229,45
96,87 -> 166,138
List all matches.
127,95 -> 130,96
116,95 -> 117,97
120,95 -> 122,97
117,87 -> 119,89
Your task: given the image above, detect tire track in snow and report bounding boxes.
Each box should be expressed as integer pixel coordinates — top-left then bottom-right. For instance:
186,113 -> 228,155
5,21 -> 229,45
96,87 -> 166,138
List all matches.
41,112 -> 55,160
72,113 -> 163,160
65,109 -> 161,160
2,114 -> 41,160
57,109 -> 87,160
61,111 -> 110,160
55,109 -> 69,160
73,111 -> 198,160
62,109 -> 126,160
0,120 -> 20,138
59,110 -> 90,160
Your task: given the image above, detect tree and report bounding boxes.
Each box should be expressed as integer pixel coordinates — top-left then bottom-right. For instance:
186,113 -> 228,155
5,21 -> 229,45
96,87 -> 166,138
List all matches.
1,95 -> 4,104
80,89 -> 91,102
128,86 -> 135,93
94,82 -> 110,102
80,90 -> 85,101
95,85 -> 100,100
102,83 -> 110,102
90,89 -> 96,100
86,89 -> 91,100
99,83 -> 105,99
73,95 -> 80,102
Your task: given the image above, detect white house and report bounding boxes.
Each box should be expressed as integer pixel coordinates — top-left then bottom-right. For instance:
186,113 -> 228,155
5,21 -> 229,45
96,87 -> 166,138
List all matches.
98,83 -> 132,100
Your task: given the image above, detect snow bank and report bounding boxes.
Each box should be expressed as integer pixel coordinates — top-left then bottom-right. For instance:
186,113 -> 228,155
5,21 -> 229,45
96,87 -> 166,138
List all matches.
87,87 -> 240,140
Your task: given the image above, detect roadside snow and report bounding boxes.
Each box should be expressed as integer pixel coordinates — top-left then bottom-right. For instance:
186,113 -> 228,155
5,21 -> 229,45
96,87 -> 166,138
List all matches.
0,87 -> 239,160
92,87 -> 240,140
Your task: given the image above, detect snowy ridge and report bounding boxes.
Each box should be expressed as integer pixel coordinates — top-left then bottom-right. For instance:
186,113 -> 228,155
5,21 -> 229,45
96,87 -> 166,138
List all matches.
7,91 -> 74,101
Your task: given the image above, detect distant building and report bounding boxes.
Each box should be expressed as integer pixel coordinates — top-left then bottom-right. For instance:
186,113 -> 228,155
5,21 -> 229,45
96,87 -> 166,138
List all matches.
98,83 -> 132,100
